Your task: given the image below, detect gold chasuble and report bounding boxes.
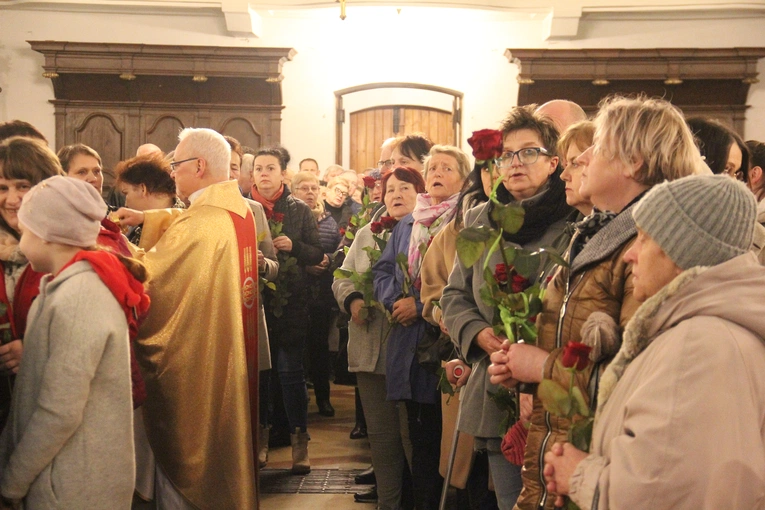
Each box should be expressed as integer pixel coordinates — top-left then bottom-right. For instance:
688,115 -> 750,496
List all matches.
131,180 -> 258,509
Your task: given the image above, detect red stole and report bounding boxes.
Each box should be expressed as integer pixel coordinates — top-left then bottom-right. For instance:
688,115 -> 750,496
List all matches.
227,209 -> 260,464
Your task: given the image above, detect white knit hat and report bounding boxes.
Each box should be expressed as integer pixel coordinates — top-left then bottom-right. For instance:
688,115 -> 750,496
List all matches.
18,176 -> 106,248
632,174 -> 756,270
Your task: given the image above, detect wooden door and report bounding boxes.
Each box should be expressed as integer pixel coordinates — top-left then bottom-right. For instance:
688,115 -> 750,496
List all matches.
350,105 -> 454,172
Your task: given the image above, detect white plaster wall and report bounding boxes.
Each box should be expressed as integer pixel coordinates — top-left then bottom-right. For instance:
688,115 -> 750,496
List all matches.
1,6 -> 764,168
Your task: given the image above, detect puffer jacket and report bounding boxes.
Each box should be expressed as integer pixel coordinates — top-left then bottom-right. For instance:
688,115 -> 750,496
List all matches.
569,252 -> 765,510
517,205 -> 641,510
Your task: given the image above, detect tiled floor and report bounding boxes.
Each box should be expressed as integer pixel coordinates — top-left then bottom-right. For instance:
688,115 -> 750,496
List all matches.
261,383 -> 373,509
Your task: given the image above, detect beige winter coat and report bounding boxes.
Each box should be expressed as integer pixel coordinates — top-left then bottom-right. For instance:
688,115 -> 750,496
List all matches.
569,253 -> 765,510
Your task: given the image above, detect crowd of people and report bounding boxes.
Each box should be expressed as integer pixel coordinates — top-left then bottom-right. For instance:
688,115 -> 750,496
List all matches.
0,93 -> 763,510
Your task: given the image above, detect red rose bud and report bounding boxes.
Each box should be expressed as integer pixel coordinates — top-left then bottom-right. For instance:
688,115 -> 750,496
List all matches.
511,274 -> 532,294
339,228 -> 346,237
380,216 -> 398,230
363,176 -> 377,188
272,212 -> 285,223
494,263 -> 509,284
467,129 -> 504,161
561,342 -> 592,371
370,222 -> 383,234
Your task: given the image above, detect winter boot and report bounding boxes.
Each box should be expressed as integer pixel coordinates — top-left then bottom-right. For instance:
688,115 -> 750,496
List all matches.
290,428 -> 311,475
258,426 -> 269,469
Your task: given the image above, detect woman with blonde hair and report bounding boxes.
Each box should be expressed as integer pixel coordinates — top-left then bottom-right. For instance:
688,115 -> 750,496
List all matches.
488,96 -> 707,510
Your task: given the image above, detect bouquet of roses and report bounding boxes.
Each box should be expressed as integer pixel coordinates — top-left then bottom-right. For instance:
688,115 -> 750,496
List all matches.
334,215 -> 399,322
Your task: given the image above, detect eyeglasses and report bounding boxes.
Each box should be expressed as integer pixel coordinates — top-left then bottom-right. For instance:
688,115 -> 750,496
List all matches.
295,185 -> 320,193
332,187 -> 349,198
496,148 -> 552,169
377,159 -> 394,169
170,157 -> 199,170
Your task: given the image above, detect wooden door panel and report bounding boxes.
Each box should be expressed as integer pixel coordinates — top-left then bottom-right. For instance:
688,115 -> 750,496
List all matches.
146,115 -> 186,154
350,106 -> 454,172
74,112 -> 125,196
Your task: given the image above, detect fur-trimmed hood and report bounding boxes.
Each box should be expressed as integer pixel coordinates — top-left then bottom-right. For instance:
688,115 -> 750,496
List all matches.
597,251 -> 765,419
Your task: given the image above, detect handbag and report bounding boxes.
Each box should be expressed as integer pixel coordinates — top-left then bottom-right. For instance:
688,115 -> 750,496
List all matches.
416,323 -> 456,375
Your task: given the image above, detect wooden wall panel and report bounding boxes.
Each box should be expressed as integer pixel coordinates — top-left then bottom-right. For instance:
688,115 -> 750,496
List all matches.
74,113 -> 125,193
146,115 -> 186,154
219,117 -> 262,151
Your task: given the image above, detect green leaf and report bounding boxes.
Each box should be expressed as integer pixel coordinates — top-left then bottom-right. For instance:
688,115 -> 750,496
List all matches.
527,294 -> 543,317
569,417 -> 594,453
479,283 -> 496,308
571,386 -> 590,418
333,268 -> 352,279
456,235 -> 485,268
514,251 -> 541,279
459,226 -> 492,242
502,245 -> 517,265
537,379 -> 573,416
491,203 -> 525,234
345,230 -> 355,240
539,247 -> 568,268
265,282 -> 276,291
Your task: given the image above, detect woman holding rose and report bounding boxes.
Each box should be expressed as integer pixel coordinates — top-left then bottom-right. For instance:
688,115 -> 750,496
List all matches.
544,175 -> 765,510
440,106 -> 572,510
373,145 -> 470,510
251,147 -> 323,475
333,167 -> 425,510
487,96 -> 707,510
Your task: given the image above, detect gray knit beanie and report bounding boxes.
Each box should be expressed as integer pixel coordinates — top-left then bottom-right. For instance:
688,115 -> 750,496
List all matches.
18,176 -> 106,248
632,174 -> 756,270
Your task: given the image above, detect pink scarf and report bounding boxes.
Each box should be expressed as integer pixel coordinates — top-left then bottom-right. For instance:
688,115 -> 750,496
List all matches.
407,192 -> 460,283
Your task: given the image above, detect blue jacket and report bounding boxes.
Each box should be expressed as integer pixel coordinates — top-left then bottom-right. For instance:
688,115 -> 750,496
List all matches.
372,214 -> 438,404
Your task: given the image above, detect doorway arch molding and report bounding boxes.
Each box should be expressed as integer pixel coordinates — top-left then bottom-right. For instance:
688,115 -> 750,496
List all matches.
334,82 -> 464,165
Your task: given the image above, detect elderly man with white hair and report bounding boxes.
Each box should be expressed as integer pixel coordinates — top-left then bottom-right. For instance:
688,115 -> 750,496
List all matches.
116,128 -> 259,509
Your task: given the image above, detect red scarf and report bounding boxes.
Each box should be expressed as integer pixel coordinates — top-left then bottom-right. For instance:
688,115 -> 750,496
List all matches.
250,183 -> 285,219
59,250 -> 150,338
59,250 -> 151,408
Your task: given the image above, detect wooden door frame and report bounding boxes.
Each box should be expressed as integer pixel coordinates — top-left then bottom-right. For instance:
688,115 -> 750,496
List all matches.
334,82 -> 464,165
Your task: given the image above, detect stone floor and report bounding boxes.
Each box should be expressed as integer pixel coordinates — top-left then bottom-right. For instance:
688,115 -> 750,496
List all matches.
261,383 -> 373,509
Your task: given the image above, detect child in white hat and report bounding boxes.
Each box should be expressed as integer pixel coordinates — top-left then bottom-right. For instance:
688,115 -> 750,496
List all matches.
0,176 -> 149,509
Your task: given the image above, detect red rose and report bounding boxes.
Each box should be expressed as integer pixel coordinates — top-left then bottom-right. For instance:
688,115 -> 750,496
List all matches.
370,222 -> 383,234
468,129 -> 504,161
494,263 -> 509,284
272,212 -> 285,223
363,176 -> 377,188
561,342 -> 592,371
511,273 -> 532,294
339,227 -> 346,237
380,216 -> 398,230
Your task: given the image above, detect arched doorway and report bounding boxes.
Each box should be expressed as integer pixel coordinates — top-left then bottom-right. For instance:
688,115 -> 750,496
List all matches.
335,82 -> 463,168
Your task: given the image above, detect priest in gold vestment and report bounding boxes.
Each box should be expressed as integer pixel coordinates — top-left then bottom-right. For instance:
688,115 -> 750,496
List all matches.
119,128 -> 258,509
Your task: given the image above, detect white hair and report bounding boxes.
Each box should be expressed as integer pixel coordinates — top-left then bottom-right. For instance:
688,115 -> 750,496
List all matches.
321,164 -> 345,182
241,153 -> 255,177
178,128 -> 231,179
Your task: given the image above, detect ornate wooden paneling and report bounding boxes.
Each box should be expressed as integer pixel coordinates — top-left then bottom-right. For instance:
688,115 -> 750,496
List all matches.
145,114 -> 186,154
30,41 -> 295,197
506,48 -> 765,136
218,116 -> 262,150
